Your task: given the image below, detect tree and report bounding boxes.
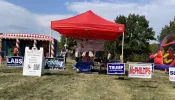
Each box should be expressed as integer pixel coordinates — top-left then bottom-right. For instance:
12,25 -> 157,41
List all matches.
60,35 -> 66,50
105,14 -> 155,61
158,17 -> 175,41
104,16 -> 126,59
60,35 -> 77,50
149,43 -> 159,53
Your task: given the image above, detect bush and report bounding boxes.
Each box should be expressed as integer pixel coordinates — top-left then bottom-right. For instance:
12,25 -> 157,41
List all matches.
128,54 -> 149,62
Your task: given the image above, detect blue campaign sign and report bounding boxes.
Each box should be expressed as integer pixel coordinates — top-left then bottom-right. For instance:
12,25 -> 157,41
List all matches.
75,62 -> 92,72
107,63 -> 125,74
6,56 -> 23,67
45,57 -> 65,70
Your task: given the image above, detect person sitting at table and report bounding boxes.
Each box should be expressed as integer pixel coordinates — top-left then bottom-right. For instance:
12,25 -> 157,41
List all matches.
82,52 -> 91,62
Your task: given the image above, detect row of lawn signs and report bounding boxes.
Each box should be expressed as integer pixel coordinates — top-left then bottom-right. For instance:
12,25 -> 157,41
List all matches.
107,63 -> 175,82
6,47 -> 65,77
6,56 -> 65,70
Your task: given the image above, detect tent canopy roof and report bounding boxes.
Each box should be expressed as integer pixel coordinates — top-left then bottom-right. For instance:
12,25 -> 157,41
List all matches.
51,10 -> 125,40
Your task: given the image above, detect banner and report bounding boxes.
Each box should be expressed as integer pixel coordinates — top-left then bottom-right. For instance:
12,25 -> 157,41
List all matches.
6,56 -> 23,67
107,63 -> 125,74
169,67 -> 175,82
75,62 -> 92,72
23,47 -> 45,77
45,57 -> 65,70
76,40 -> 104,52
128,64 -> 152,78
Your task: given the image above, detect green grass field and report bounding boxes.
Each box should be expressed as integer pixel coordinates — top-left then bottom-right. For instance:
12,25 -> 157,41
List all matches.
0,59 -> 175,100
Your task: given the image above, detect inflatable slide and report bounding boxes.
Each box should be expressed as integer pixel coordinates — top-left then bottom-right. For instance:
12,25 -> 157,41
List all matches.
149,34 -> 175,70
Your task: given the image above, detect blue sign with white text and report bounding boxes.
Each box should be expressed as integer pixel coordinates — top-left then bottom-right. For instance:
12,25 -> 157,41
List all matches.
170,71 -> 175,75
6,56 -> 23,67
45,57 -> 65,70
107,63 -> 125,74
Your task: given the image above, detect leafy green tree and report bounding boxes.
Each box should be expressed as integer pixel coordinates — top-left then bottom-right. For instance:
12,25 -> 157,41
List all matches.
158,17 -> 175,41
57,41 -> 62,52
60,35 -> 77,50
149,43 -> 159,53
104,14 -> 155,61
60,35 -> 66,50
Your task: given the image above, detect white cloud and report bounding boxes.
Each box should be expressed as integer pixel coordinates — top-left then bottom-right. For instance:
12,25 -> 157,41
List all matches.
67,0 -> 175,42
35,14 -> 73,40
1,0 -> 175,43
0,0 -> 72,41
35,14 -> 73,28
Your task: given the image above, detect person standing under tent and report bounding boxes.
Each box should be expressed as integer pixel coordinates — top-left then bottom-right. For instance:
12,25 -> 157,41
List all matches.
65,50 -> 68,63
75,51 -> 80,62
82,52 -> 91,62
107,52 -> 111,60
61,49 -> 67,63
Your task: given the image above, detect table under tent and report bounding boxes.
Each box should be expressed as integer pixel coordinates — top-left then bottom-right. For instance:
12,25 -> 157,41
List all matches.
51,10 -> 125,72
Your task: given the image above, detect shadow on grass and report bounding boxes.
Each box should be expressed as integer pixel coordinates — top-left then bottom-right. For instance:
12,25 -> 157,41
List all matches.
0,68 -> 22,73
43,72 -> 74,76
91,69 -> 129,76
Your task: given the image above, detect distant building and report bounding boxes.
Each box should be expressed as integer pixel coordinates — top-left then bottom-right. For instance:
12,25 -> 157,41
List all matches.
0,33 -> 58,58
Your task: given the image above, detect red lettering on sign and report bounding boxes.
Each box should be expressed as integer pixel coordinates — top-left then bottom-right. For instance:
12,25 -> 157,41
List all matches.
129,66 -> 151,75
129,66 -> 134,74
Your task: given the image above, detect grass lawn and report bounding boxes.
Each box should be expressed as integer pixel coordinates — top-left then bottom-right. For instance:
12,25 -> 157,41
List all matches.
0,59 -> 175,100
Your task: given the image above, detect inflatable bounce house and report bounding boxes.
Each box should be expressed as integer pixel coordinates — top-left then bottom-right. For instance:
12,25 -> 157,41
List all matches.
149,34 -> 175,70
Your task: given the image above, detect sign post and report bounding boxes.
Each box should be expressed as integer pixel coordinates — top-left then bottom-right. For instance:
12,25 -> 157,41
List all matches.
23,47 -> 44,77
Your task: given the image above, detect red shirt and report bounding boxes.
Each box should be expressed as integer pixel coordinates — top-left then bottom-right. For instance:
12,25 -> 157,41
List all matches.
82,56 -> 91,62
13,48 -> 18,54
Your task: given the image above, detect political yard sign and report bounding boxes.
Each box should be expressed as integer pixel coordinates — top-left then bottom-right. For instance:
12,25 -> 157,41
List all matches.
45,57 -> 65,70
169,67 -> 175,82
107,63 -> 125,74
6,56 -> 23,67
128,64 -> 152,78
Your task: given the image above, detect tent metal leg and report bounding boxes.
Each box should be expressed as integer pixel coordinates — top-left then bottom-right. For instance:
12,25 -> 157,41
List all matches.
121,32 -> 124,63
49,29 -> 52,57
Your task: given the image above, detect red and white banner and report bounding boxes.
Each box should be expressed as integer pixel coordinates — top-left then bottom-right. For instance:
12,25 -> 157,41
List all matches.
76,40 -> 104,52
128,64 -> 152,78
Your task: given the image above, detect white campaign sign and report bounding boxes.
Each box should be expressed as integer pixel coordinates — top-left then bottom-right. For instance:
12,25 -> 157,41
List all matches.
23,47 -> 44,77
169,67 -> 175,82
128,64 -> 152,78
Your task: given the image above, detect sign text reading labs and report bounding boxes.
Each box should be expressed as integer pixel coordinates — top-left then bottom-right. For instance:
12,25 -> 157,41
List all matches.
129,66 -> 151,75
7,58 -> 23,64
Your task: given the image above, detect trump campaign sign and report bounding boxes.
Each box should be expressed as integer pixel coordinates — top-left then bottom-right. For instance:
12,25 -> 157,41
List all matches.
169,67 -> 175,82
107,63 -> 125,74
6,56 -> 23,67
128,64 -> 152,78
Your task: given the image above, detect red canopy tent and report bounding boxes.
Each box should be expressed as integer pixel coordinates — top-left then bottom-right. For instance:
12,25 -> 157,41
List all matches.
50,10 -> 125,62
51,10 -> 125,41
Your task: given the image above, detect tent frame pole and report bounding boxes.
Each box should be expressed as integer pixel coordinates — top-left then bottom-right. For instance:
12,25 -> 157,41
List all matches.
49,29 -> 52,57
65,37 -> 67,50
121,32 -> 124,63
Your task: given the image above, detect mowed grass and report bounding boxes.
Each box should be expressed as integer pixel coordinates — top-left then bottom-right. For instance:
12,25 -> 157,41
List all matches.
0,60 -> 175,100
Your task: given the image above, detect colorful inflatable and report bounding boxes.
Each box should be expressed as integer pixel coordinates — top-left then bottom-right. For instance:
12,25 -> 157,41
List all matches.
149,34 -> 175,70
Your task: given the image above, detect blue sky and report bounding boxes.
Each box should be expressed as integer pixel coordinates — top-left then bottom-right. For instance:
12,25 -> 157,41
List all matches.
1,0 -> 175,42
6,0 -> 72,14
6,0 -> 143,14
